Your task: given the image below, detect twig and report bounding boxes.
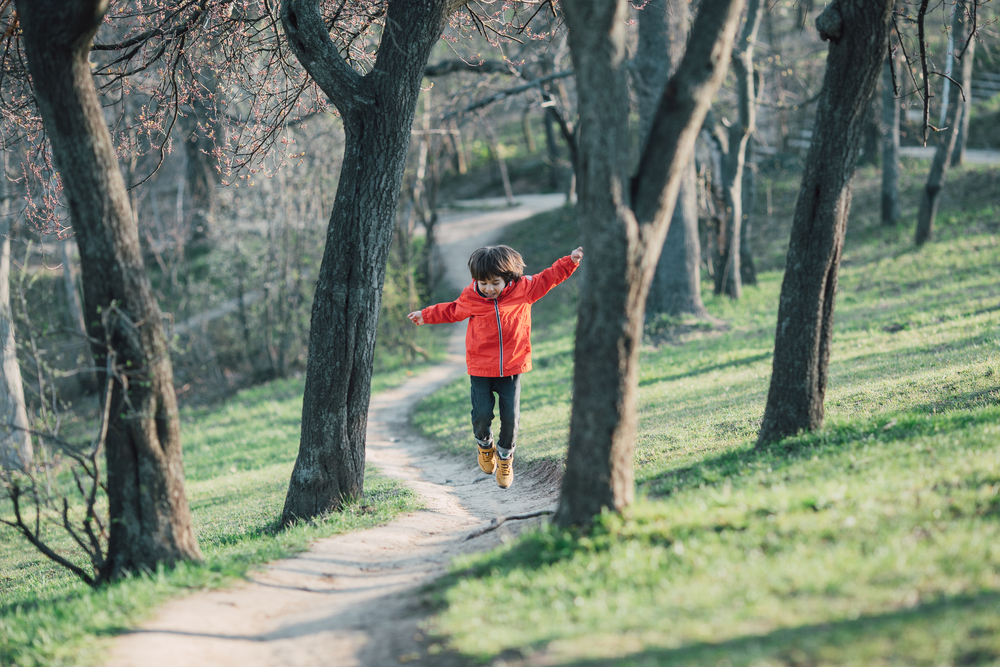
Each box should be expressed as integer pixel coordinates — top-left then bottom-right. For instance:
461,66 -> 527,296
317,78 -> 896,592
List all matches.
464,510 -> 554,541
441,70 -> 574,120
0,485 -> 96,586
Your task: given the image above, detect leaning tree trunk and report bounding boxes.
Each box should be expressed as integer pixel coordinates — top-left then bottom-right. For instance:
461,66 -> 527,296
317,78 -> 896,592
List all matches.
756,0 -> 894,446
16,0 -> 202,578
637,0 -> 709,321
0,150 -> 32,471
714,0 -> 763,300
556,0 -> 742,527
881,52 -> 901,225
914,5 -> 972,246
278,0 -> 455,525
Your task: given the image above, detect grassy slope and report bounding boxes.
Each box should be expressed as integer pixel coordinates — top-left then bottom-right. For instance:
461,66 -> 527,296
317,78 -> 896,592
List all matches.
0,329 -> 450,667
414,161 -> 1000,665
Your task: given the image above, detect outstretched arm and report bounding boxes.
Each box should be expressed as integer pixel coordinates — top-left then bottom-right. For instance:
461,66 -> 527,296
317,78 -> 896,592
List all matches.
524,248 -> 583,303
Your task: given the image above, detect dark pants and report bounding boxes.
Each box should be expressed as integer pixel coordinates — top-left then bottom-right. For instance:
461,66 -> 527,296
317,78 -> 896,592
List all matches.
470,375 -> 521,457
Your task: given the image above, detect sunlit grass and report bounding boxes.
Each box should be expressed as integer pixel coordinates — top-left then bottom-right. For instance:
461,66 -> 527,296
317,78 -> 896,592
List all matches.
0,348 -> 442,666
415,163 -> 1000,665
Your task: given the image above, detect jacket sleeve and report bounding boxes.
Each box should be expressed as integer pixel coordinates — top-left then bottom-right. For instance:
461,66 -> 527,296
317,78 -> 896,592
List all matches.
422,288 -> 474,324
522,255 -> 579,304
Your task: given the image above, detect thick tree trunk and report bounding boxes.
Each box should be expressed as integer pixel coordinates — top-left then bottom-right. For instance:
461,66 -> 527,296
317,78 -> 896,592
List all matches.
0,153 -> 32,471
279,0 -> 452,524
714,0 -> 763,300
756,0 -> 894,446
914,7 -> 971,246
637,0 -> 709,320
556,0 -> 742,526
647,168 -> 706,316
16,0 -> 202,577
881,54 -> 901,225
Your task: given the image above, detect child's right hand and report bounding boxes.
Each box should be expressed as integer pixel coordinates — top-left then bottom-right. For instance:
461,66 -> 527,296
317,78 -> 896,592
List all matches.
407,310 -> 424,326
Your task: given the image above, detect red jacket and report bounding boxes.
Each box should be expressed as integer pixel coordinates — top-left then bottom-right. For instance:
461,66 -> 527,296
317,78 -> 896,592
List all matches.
422,255 -> 578,377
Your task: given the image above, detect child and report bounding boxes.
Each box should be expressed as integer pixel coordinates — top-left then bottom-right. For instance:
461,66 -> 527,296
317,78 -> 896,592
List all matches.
408,244 -> 583,489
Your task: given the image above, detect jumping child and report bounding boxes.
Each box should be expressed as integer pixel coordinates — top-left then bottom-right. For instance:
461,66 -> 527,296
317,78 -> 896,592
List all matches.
407,244 -> 583,489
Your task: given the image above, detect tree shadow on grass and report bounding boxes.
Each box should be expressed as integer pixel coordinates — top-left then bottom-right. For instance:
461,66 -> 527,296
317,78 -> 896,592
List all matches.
641,405 -> 1000,499
546,590 -> 1000,667
638,351 -> 772,387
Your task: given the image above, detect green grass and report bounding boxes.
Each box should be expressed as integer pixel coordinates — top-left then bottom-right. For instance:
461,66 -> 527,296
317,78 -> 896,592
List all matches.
0,349 -> 443,667
414,162 -> 1000,665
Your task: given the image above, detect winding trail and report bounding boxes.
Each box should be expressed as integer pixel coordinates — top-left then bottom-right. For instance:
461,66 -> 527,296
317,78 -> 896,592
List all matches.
105,194 -> 567,667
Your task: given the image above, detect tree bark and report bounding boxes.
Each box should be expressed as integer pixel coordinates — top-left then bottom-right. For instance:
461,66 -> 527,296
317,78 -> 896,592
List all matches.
714,0 -> 763,300
16,0 -> 202,577
881,53 -> 901,225
951,15 -> 975,167
0,151 -> 32,472
914,5 -> 971,246
555,0 -> 743,527
637,0 -> 709,320
278,0 -> 454,525
756,0 -> 894,446
740,137 -> 758,285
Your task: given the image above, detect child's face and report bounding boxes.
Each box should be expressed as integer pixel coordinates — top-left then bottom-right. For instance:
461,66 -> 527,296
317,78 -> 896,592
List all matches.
477,275 -> 506,299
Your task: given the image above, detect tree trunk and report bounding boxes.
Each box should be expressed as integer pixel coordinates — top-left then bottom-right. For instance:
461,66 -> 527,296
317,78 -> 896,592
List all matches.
183,85 -> 218,258
951,18 -> 975,168
858,95 -> 882,167
637,0 -> 709,320
740,137 -> 758,285
278,0 -> 453,525
881,53 -> 901,225
914,6 -> 971,246
16,0 -> 202,577
0,151 -> 32,471
715,0 -> 763,300
756,0 -> 894,446
556,0 -> 743,526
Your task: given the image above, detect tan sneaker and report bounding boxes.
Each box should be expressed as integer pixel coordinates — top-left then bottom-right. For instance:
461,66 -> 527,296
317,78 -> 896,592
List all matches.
478,444 -> 497,475
496,455 -> 513,489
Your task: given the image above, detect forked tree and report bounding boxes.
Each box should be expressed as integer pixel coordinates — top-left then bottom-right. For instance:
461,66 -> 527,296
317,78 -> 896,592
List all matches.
14,0 -> 202,578
914,2 -> 976,246
555,0 -> 744,526
277,0 -> 466,524
756,0 -> 895,446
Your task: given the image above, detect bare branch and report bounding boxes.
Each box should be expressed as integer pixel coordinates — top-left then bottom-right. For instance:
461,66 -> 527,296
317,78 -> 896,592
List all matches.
1,484 -> 96,586
441,69 -> 574,119
424,59 -> 513,77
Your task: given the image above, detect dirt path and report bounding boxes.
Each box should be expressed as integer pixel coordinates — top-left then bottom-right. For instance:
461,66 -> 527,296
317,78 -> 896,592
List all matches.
105,194 -> 567,667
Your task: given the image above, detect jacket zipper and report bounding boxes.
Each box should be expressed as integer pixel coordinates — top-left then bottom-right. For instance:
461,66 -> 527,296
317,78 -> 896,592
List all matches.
493,300 -> 503,376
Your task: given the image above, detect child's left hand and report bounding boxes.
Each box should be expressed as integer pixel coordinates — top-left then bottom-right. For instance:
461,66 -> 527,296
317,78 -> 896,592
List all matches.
571,247 -> 584,264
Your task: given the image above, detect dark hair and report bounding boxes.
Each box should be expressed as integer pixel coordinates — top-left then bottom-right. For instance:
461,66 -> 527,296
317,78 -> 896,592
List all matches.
468,245 -> 525,284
